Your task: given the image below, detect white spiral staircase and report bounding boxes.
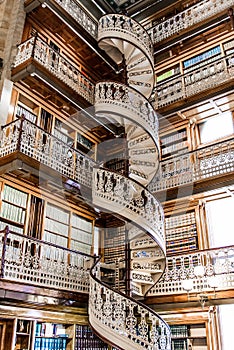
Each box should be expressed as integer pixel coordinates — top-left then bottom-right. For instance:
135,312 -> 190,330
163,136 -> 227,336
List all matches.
89,14 -> 171,350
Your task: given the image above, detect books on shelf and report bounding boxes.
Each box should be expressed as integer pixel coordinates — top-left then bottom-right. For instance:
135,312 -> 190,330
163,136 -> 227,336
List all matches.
165,211 -> 198,254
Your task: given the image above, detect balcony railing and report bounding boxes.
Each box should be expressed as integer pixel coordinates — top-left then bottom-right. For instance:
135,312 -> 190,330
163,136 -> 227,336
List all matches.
154,53 -> 234,109
0,226 -> 93,292
148,245 -> 234,296
14,35 -> 95,104
148,0 -> 234,44
149,137 -> 234,193
0,117 -> 95,188
53,0 -> 98,38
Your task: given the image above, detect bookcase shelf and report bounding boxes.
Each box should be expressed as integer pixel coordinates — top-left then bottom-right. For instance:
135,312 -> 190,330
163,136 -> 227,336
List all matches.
103,226 -> 126,291
0,184 -> 28,234
35,322 -> 73,350
165,211 -> 198,255
160,128 -> 188,160
14,319 -> 32,350
171,323 -> 208,350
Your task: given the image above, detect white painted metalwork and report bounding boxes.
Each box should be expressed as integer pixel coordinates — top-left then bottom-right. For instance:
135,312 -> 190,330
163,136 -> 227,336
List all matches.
148,0 -> 234,44
0,118 -> 95,188
148,246 -> 234,296
149,137 -> 234,192
154,53 -> 234,109
14,36 -> 95,104
0,228 -> 93,292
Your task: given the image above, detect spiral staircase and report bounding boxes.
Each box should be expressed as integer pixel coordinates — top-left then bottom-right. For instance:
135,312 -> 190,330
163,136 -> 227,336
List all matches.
89,14 -> 171,350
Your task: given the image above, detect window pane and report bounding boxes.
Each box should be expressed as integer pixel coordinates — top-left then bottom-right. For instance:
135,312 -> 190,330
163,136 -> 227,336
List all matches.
199,113 -> 234,144
205,197 -> 234,247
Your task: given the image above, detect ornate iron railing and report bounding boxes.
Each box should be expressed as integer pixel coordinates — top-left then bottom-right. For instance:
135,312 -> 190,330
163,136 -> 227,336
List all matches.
148,0 -> 234,44
148,245 -> 234,296
0,226 -> 93,292
149,136 -> 234,192
0,118 -> 95,187
54,0 -> 98,38
93,168 -> 165,249
89,259 -> 171,350
95,81 -> 159,148
154,53 -> 234,109
14,35 -> 95,104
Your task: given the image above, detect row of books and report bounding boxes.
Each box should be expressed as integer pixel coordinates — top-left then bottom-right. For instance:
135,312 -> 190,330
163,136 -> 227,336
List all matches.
171,339 -> 188,350
16,104 -> 37,123
44,218 -> 69,236
35,323 -> 68,337
161,141 -> 187,156
167,241 -> 197,254
166,224 -> 197,241
171,325 -> 189,338
71,214 -> 92,231
75,339 -> 108,349
43,231 -> 68,248
167,236 -> 197,248
165,212 -> 196,229
161,130 -> 187,145
1,202 -> 26,225
75,325 -> 108,349
34,337 -> 67,350
2,185 -> 28,208
223,39 -> 234,52
70,227 -> 92,243
70,239 -> 91,254
0,221 -> 23,234
46,204 -> 70,224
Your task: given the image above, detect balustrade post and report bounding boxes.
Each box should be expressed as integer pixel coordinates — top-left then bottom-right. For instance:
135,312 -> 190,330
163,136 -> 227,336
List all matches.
17,115 -> 25,151
0,226 -> 9,278
31,33 -> 38,59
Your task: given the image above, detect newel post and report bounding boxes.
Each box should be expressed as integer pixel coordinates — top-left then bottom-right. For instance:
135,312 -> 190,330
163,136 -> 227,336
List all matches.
0,225 -> 9,278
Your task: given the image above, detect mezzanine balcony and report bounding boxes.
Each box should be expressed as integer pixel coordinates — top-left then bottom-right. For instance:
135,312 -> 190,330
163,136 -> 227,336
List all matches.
0,226 -> 93,293
149,136 -> 234,195
147,245 -> 234,301
12,35 -> 95,106
153,52 -> 234,111
0,117 -> 95,190
148,0 -> 234,46
24,0 -> 98,39
24,0 -> 234,51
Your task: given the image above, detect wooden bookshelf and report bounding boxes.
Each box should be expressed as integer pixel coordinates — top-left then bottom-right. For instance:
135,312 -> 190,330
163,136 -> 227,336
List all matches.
160,128 -> 188,160
102,226 -> 126,292
14,319 -> 33,350
75,325 -> 108,350
34,322 -> 74,350
165,211 -> 198,255
0,184 -> 28,234
171,323 -> 208,350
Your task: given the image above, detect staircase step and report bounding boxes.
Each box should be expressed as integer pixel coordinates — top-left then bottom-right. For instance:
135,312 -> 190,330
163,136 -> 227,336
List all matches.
131,270 -> 155,285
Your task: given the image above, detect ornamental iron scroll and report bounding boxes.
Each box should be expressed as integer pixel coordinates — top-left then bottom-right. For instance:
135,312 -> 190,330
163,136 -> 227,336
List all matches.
0,227 -> 93,293
89,260 -> 171,350
93,167 -> 165,248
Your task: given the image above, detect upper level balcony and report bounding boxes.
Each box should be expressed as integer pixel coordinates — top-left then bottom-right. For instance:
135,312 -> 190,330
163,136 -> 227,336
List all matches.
12,35 -> 95,108
24,0 -> 98,39
153,52 -> 234,112
25,0 -> 234,54
0,225 -> 233,303
0,225 -> 93,296
148,0 -> 234,47
0,116 -> 95,194
149,136 -> 234,196
147,245 -> 234,304
0,116 -> 233,200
